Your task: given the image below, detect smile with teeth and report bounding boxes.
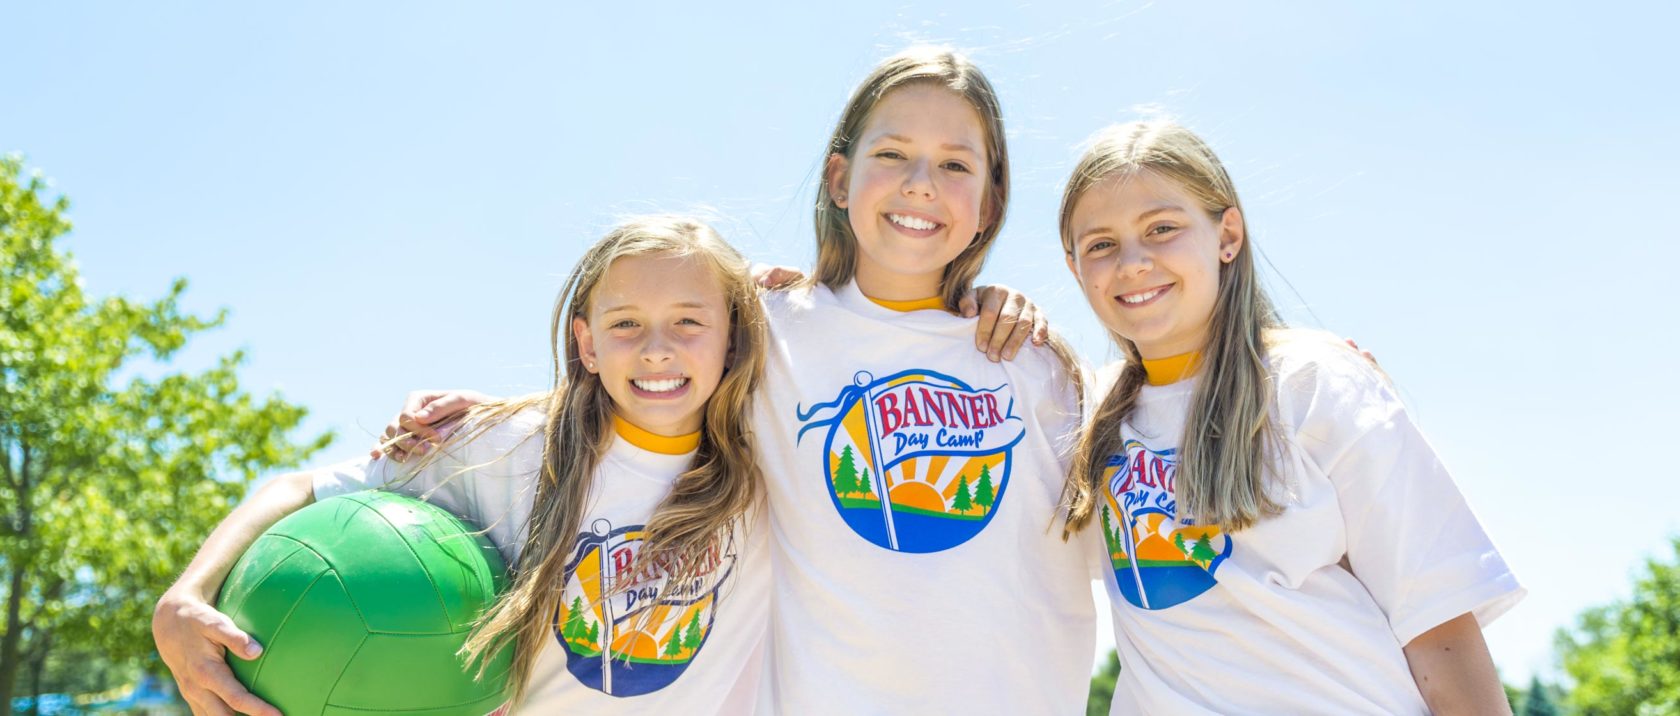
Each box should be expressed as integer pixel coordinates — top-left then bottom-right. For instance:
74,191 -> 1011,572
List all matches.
887,213 -> 942,232
631,377 -> 689,393
1119,286 -> 1170,305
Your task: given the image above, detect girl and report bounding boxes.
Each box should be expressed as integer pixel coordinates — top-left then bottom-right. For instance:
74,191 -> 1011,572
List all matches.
387,47 -> 1101,714
153,216 -> 772,715
1058,120 -> 1523,714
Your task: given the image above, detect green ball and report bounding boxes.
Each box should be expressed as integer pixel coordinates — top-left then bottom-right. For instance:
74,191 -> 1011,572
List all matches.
217,491 -> 513,715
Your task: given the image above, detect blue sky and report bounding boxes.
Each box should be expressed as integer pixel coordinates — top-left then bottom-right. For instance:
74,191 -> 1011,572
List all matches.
8,1 -> 1675,685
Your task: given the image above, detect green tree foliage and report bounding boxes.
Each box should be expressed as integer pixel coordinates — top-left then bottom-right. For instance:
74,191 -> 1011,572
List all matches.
857,468 -> 874,498
1087,649 -> 1121,716
1519,674 -> 1564,716
973,463 -> 995,512
662,629 -> 682,658
1190,536 -> 1217,566
833,445 -> 859,496
950,475 -> 972,514
0,156 -> 329,712
563,596 -> 587,640
681,611 -> 702,651
1557,536 -> 1680,715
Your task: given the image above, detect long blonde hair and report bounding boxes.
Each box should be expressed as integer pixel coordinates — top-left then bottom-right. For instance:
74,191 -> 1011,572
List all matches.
447,216 -> 767,705
1060,121 -> 1284,534
810,45 -> 1009,311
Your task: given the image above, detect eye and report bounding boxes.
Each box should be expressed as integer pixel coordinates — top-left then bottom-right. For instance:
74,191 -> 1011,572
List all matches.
610,319 -> 639,329
941,161 -> 972,173
1084,239 -> 1116,254
1146,223 -> 1178,238
875,150 -> 905,160
678,317 -> 706,326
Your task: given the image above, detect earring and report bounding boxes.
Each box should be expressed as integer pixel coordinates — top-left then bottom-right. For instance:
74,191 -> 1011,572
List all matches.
1223,251 -> 1233,260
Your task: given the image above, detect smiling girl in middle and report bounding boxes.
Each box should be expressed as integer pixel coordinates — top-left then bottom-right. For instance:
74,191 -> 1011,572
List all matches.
751,47 -> 1095,714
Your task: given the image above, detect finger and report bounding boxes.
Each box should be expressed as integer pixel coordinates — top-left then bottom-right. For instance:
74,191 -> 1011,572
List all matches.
202,615 -> 264,661
1031,309 -> 1049,346
371,417 -> 402,458
974,289 -> 1004,353
402,389 -> 442,417
985,295 -> 1025,361
767,266 -> 803,288
412,393 -> 476,425
204,662 -> 281,716
957,292 -> 978,318
750,262 -> 775,287
398,414 -> 441,444
1002,306 -> 1035,361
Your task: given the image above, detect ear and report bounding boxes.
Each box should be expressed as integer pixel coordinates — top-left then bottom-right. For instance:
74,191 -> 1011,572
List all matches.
1064,250 -> 1083,286
571,316 -> 599,374
1217,207 -> 1246,263
825,153 -> 851,209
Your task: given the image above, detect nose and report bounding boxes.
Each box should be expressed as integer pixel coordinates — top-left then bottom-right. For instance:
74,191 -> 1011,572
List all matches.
642,328 -> 676,365
901,158 -> 936,200
1116,240 -> 1152,278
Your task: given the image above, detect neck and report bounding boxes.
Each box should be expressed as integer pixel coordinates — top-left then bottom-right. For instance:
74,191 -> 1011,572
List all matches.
853,263 -> 943,303
1140,352 -> 1202,386
611,415 -> 701,455
868,295 -> 946,312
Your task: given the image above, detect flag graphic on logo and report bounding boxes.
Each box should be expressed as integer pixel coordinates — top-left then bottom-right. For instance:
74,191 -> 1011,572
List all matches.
553,519 -> 736,696
1100,440 -> 1230,610
797,369 -> 1027,553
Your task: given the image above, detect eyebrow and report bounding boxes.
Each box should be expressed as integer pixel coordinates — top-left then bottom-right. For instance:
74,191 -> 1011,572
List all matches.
870,133 -> 981,156
1075,205 -> 1188,241
600,301 -> 714,314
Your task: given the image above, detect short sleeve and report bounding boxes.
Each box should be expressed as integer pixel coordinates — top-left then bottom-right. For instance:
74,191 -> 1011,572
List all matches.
310,448 -> 478,522
1276,338 -> 1525,645
1022,341 -> 1087,473
309,410 -> 544,526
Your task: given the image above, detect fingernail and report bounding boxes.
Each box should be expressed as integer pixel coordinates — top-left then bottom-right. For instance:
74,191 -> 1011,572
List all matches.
248,642 -> 263,658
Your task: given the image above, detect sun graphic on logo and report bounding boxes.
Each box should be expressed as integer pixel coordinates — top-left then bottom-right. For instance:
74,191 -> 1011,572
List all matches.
553,522 -> 733,697
803,369 -> 1026,554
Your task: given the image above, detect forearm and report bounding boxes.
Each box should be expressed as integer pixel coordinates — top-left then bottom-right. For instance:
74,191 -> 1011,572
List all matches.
167,470 -> 318,601
1402,612 -> 1510,716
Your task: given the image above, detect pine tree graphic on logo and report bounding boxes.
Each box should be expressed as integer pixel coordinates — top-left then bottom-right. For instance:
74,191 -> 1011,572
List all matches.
799,369 -> 1028,553
1100,443 -> 1232,610
552,519 -> 737,696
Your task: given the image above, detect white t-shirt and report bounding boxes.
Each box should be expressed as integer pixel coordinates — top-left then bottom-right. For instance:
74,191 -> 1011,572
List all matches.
1095,336 -> 1524,715
314,408 -> 770,715
754,282 -> 1099,714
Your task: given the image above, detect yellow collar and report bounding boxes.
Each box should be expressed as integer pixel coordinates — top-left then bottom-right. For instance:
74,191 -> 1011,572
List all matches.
867,295 -> 946,312
612,415 -> 700,455
1141,352 -> 1202,386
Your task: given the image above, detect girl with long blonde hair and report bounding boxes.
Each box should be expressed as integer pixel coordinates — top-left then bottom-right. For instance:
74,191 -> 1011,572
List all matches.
1059,120 -> 1523,714
382,46 -> 1100,714
153,216 -> 773,715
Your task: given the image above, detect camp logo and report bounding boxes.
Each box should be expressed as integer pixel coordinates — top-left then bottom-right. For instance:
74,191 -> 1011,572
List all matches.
1100,440 -> 1231,610
797,369 -> 1027,553
553,519 -> 736,697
